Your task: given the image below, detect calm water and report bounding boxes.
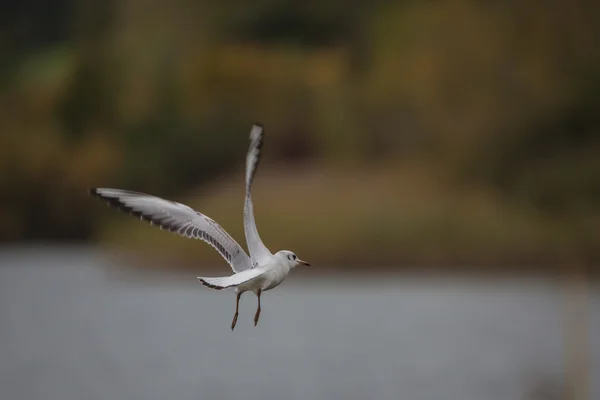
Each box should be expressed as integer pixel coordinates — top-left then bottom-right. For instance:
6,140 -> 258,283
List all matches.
0,247 -> 598,400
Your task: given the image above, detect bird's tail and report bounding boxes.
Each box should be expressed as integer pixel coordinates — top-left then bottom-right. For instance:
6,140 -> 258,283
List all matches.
197,276 -> 233,290
198,268 -> 264,291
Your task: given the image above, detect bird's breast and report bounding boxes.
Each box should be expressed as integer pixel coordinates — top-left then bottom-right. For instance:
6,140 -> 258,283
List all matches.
261,264 -> 290,291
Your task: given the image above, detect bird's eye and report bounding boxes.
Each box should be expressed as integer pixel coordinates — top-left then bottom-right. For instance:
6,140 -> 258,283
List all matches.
292,255 -> 297,260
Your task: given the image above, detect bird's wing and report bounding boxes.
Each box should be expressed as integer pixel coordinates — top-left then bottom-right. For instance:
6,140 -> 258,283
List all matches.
197,267 -> 265,290
90,188 -> 253,273
243,123 -> 273,267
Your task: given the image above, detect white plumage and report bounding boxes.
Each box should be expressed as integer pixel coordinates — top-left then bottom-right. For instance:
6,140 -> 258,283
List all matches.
89,188 -> 253,273
90,123 -> 310,329
243,124 -> 273,267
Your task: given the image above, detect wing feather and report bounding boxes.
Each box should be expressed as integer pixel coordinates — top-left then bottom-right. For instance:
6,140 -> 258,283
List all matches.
243,123 -> 273,267
90,188 -> 253,272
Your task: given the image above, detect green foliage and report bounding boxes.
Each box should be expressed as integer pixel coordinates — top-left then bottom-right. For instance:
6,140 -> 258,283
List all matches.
1,0 -> 599,266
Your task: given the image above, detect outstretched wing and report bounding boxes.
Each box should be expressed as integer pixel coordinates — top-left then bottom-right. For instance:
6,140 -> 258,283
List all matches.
243,123 -> 273,267
90,188 -> 253,273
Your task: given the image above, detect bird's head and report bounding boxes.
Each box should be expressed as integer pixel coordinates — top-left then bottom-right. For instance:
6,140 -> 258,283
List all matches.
276,250 -> 310,268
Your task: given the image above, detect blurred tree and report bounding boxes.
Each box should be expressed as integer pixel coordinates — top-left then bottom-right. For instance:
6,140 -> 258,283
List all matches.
0,0 -> 599,266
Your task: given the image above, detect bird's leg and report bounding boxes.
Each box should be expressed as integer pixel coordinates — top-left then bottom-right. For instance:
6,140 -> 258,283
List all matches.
254,289 -> 262,327
231,292 -> 242,331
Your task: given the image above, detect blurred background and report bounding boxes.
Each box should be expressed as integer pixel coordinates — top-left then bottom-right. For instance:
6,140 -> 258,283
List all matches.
0,1 -> 599,399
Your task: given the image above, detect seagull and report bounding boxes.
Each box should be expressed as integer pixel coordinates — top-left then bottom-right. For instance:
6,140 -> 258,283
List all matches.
89,123 -> 310,330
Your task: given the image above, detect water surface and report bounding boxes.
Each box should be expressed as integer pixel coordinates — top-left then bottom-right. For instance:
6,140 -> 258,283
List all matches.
0,247 -> 598,400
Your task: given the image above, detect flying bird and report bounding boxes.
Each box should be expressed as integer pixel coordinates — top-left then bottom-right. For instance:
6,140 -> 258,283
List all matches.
89,124 -> 310,330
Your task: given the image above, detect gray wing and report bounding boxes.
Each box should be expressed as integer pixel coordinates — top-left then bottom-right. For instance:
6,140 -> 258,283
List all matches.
243,123 -> 273,267
90,188 -> 253,273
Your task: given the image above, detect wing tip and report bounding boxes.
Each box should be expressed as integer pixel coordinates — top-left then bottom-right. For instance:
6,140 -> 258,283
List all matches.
89,188 -> 139,217
250,123 -> 264,140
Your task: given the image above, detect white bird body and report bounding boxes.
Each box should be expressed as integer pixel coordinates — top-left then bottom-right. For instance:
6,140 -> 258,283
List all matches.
90,123 -> 309,329
259,258 -> 293,291
198,255 -> 293,292
238,254 -> 294,292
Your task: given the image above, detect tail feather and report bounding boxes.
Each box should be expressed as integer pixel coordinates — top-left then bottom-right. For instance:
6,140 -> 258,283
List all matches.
198,268 -> 265,290
197,276 -> 233,290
